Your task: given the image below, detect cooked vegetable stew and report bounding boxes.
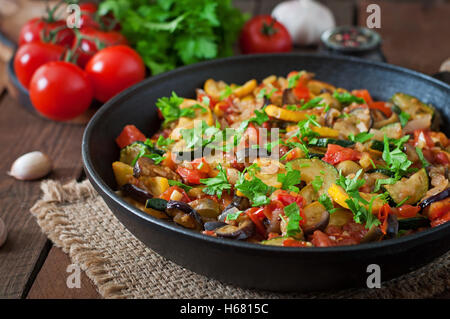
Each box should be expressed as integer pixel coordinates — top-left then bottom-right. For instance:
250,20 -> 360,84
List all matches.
112,71 -> 450,247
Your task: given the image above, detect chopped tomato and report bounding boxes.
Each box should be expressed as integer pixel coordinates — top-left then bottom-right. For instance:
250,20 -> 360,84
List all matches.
176,167 -> 208,185
427,198 -> 450,222
275,191 -> 307,225
282,238 -> 309,247
159,186 -> 190,203
267,232 -> 281,240
115,125 -> 146,149
288,71 -> 310,101
197,92 -> 217,109
378,203 -> 391,235
322,144 -> 361,165
434,152 -> 450,165
263,200 -> 284,220
431,211 -> 450,227
246,207 -> 267,237
352,89 -> 373,104
191,158 -> 211,174
395,204 -> 420,218
369,101 -> 392,117
284,148 -> 302,162
311,230 -> 334,247
202,230 -> 217,237
413,129 -> 434,148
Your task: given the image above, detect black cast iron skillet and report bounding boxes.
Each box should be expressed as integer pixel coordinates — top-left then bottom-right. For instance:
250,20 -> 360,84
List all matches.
82,53 -> 450,292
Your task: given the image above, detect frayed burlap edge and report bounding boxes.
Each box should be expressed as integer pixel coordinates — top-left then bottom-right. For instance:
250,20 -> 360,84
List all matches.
30,179 -> 449,299
30,180 -> 127,298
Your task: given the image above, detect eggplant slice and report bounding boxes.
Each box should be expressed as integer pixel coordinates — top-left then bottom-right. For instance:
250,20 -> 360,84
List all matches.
121,184 -> 153,204
215,218 -> 255,240
134,157 -> 181,181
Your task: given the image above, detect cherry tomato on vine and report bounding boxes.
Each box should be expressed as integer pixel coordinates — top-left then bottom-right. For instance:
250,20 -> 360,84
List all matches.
78,2 -> 100,29
239,15 -> 292,54
18,17 -> 74,48
14,42 -> 65,89
73,27 -> 128,68
85,45 -> 145,102
29,61 -> 93,121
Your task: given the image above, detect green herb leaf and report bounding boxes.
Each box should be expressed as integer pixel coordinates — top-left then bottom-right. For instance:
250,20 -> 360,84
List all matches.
318,194 -> 336,213
415,147 -> 430,168
200,164 -> 231,199
333,91 -> 365,105
277,162 -> 301,193
399,111 -> 410,127
284,203 -> 303,237
168,180 -> 193,192
348,132 -> 374,143
226,210 -> 243,221
156,91 -> 185,126
312,175 -> 324,193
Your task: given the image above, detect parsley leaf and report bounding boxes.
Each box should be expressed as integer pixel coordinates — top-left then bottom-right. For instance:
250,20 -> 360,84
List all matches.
300,97 -> 326,110
200,164 -> 231,199
415,147 -> 430,168
333,91 -> 365,105
235,167 -> 275,207
288,73 -> 301,89
156,135 -> 175,149
283,203 -> 303,237
277,162 -> 301,192
348,132 -> 374,143
399,111 -> 410,127
318,194 -> 336,213
156,92 -> 185,126
312,175 -> 324,193
226,210 -> 243,221
168,180 -> 193,192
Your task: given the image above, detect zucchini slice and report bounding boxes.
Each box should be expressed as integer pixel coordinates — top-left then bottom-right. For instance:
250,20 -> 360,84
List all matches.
260,237 -> 285,246
145,198 -> 168,212
309,138 -> 354,148
385,168 -> 429,205
380,122 -> 402,139
391,92 -> 441,129
289,158 -> 338,196
398,217 -> 430,230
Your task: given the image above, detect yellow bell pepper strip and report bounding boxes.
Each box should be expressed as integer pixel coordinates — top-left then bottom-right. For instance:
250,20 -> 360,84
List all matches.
233,79 -> 257,97
311,126 -> 339,138
265,104 -> 309,122
328,183 -> 384,212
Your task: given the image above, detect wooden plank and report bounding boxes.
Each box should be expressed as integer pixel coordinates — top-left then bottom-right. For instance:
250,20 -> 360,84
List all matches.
357,0 -> 450,74
27,247 -> 100,299
0,94 -> 85,298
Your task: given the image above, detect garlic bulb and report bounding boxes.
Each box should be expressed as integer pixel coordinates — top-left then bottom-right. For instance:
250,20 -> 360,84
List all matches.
0,217 -> 6,248
272,0 -> 335,46
8,151 -> 52,181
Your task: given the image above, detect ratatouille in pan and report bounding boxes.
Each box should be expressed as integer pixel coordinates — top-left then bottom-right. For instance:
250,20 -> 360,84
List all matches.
112,71 -> 450,247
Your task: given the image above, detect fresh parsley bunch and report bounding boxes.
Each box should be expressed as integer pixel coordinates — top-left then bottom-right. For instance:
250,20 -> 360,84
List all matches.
99,0 -> 247,75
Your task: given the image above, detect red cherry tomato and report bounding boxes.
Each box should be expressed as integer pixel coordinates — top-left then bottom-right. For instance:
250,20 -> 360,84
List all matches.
395,204 -> 420,219
311,230 -> 334,247
239,15 -> 292,54
29,61 -> 93,121
78,2 -> 100,29
14,42 -> 65,89
85,45 -> 145,102
19,17 -> 74,48
73,27 -> 128,68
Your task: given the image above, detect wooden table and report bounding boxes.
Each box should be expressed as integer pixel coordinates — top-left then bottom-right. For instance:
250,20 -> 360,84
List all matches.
0,0 -> 449,299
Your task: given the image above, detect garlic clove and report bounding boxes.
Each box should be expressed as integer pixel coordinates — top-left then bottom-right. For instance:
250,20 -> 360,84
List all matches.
0,217 -> 7,248
8,151 -> 52,181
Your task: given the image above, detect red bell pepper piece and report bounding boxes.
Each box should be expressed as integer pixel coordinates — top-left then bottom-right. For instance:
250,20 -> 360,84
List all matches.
115,125 -> 147,149
322,144 -> 361,165
369,101 -> 392,117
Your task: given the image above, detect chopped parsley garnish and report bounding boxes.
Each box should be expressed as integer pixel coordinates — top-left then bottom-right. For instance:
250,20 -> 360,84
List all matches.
156,135 -> 174,149
399,111 -> 410,127
333,91 -> 365,105
220,85 -> 233,100
312,175 -> 324,192
131,139 -> 166,166
283,203 -> 303,237
288,73 -> 301,89
277,162 -> 301,193
348,132 -> 374,143
180,120 -> 221,149
300,97 -> 326,110
318,193 -> 336,213
226,210 -> 243,221
235,165 -> 275,207
155,91 -> 185,126
381,134 -> 412,179
415,147 -> 430,168
200,164 -> 231,199
257,88 -> 277,100
168,180 -> 193,192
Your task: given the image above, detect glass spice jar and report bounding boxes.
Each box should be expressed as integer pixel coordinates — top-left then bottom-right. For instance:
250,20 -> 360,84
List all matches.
319,26 -> 386,62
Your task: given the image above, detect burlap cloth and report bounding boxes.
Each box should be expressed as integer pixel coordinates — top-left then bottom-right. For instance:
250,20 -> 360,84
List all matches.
30,179 -> 449,299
